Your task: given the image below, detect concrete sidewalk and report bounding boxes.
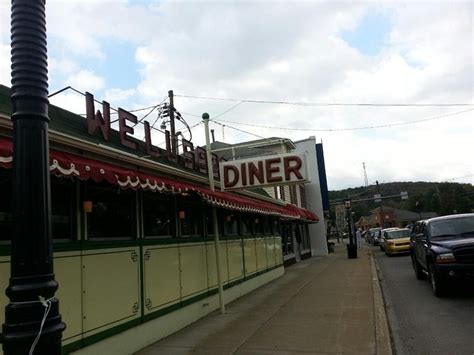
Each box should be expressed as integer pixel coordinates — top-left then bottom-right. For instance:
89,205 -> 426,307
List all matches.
136,244 -> 392,355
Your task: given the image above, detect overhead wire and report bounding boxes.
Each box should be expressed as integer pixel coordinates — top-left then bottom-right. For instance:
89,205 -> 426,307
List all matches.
210,119 -> 265,139
212,101 -> 244,119
213,108 -> 474,132
175,94 -> 474,107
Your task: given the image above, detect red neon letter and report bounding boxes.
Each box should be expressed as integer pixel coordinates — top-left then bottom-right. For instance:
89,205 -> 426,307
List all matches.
144,121 -> 160,157
118,108 -> 137,150
248,161 -> 264,185
265,157 -> 282,183
224,165 -> 240,188
284,156 -> 303,180
86,92 -> 110,140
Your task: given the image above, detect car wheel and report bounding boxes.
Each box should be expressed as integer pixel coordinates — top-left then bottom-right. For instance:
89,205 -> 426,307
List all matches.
411,256 -> 425,280
429,263 -> 448,297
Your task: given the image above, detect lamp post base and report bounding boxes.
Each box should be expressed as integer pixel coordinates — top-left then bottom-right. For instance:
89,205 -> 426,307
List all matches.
347,244 -> 358,259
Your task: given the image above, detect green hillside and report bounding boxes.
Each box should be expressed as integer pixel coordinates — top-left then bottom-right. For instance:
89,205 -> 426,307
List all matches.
329,181 -> 474,223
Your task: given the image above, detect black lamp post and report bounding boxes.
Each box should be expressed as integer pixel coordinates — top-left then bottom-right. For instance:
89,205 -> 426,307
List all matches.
345,200 -> 357,259
2,1 -> 65,354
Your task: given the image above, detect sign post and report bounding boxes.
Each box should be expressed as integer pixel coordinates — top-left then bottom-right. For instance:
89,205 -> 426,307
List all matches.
202,113 -> 225,315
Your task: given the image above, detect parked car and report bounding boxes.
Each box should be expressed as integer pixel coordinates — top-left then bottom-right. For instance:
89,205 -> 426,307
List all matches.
369,227 -> 382,245
382,228 -> 411,256
379,228 -> 399,251
410,213 -> 474,297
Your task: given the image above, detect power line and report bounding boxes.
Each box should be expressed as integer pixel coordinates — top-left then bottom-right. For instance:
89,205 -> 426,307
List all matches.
211,120 -> 265,139
214,108 -> 473,132
175,94 -> 474,107
212,101 -> 244,119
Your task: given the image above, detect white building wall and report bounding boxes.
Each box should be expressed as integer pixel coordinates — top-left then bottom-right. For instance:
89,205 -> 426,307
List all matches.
295,137 -> 328,256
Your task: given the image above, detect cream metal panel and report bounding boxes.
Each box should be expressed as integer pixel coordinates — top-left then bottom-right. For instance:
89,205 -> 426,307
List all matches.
227,240 -> 244,281
82,248 -> 140,335
275,236 -> 283,264
0,257 -> 9,329
266,236 -> 276,267
243,238 -> 257,276
179,243 -> 208,300
143,245 -> 181,314
255,237 -> 268,271
206,241 -> 229,289
55,253 -> 82,343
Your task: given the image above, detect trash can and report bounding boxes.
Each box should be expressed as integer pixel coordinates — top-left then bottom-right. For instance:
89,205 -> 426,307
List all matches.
347,244 -> 358,259
327,242 -> 335,253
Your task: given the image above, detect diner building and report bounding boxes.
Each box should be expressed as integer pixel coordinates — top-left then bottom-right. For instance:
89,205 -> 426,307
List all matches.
0,85 -> 318,354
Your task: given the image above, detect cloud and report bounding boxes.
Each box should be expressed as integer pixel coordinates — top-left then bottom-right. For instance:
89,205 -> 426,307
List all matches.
68,70 -> 105,92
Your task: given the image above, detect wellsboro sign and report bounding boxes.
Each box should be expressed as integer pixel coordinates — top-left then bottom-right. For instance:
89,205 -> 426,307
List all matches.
85,92 -> 221,177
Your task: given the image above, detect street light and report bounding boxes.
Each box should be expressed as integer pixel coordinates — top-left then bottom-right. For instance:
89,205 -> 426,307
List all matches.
202,113 -> 225,314
345,200 -> 357,259
2,1 -> 65,353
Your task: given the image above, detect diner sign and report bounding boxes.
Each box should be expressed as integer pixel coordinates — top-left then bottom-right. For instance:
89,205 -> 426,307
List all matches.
220,153 -> 309,191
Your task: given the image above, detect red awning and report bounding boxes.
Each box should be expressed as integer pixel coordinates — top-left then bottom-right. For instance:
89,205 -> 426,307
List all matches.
0,137 -> 314,220
284,203 -> 319,222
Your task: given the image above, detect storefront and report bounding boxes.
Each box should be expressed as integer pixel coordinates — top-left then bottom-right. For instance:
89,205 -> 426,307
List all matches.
0,85 -> 317,354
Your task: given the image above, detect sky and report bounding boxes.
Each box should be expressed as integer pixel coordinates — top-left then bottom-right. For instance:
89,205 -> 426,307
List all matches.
0,0 -> 472,190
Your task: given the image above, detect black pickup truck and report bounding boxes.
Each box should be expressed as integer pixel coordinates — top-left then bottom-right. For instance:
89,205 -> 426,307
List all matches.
410,213 -> 474,297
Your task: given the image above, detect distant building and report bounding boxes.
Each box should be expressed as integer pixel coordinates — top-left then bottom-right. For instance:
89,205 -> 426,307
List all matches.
294,137 -> 328,256
358,207 -> 437,228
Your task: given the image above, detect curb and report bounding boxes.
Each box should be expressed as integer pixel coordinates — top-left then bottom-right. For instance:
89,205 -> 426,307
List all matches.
369,250 -> 393,355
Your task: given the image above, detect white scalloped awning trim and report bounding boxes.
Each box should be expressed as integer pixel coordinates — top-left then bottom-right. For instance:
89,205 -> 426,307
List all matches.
0,156 -> 12,164
49,159 -> 80,176
116,175 -> 168,192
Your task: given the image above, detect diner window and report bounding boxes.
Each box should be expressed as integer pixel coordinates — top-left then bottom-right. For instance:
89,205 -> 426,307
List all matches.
85,182 -> 136,240
205,206 -> 223,237
272,219 -> 280,235
0,171 -> 76,242
0,169 -> 12,242
143,192 -> 175,238
254,216 -> 264,235
281,224 -> 294,255
51,176 -> 76,241
263,217 -> 272,234
178,198 -> 204,237
223,212 -> 239,236
241,214 -> 254,235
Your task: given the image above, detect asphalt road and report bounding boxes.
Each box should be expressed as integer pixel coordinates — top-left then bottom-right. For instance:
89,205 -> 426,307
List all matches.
371,244 -> 474,355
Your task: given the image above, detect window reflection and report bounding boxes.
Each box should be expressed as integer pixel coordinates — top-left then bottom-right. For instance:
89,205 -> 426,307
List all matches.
51,177 -> 76,240
86,182 -> 135,240
178,198 -> 204,237
241,214 -> 254,235
143,193 -> 175,238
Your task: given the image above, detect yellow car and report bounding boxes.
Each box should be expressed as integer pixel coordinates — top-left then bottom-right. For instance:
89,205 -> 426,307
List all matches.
382,228 -> 412,256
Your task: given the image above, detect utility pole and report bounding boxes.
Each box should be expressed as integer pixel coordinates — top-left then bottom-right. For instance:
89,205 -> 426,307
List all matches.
2,1 -> 65,353
376,180 -> 384,228
168,90 -> 178,154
